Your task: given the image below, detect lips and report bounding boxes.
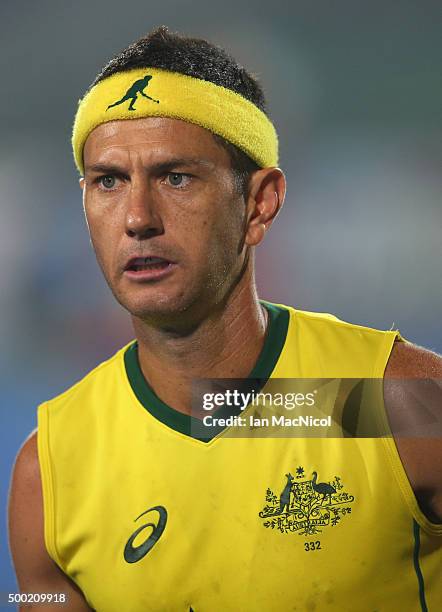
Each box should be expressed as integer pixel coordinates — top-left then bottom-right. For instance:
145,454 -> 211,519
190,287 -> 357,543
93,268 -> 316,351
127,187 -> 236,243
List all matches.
124,256 -> 172,272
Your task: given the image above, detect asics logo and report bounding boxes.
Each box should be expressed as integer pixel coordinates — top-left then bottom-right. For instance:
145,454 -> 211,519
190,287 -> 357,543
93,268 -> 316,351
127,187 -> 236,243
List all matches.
124,505 -> 167,563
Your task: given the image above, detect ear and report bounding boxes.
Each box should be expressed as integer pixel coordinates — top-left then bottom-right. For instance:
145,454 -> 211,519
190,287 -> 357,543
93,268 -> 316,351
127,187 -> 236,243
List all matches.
244,167 -> 286,247
79,177 -> 85,190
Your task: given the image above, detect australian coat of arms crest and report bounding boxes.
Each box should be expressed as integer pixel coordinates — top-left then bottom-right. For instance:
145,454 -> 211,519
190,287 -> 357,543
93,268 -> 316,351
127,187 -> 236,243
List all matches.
259,466 -> 355,536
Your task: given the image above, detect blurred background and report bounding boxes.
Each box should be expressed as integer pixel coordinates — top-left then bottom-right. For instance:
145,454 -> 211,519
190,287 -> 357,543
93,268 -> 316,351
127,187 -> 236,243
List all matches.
1,0 -> 441,598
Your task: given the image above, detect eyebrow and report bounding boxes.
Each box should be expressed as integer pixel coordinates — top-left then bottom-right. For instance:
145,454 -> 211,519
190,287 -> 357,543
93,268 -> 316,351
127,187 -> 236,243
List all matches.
84,158 -> 214,175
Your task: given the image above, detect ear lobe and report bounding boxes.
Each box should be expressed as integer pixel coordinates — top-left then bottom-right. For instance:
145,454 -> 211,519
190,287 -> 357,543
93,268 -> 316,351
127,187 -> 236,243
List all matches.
245,167 -> 286,247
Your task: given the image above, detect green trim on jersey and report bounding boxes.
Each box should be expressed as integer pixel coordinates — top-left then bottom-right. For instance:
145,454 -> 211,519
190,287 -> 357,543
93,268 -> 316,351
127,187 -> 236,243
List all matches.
124,301 -> 290,441
412,519 -> 428,612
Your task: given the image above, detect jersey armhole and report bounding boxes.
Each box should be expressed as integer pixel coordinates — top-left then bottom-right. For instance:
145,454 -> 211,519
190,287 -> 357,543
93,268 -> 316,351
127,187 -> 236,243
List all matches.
37,404 -> 66,568
373,332 -> 442,537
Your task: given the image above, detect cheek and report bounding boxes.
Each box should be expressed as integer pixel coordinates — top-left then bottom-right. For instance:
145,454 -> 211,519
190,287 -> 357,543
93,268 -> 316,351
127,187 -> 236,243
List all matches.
84,202 -> 119,267
84,204 -> 102,245
214,198 -> 245,250
187,198 -> 245,267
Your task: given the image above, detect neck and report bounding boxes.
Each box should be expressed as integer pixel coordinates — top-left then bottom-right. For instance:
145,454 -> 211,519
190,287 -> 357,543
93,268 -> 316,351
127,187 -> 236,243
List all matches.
131,269 -> 268,415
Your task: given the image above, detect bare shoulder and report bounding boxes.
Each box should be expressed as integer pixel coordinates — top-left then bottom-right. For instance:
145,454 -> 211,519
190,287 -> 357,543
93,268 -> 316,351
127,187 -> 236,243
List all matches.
385,340 -> 442,378
9,431 -> 91,610
9,431 -> 41,551
384,341 -> 442,524
384,340 -> 442,437
10,430 -> 40,507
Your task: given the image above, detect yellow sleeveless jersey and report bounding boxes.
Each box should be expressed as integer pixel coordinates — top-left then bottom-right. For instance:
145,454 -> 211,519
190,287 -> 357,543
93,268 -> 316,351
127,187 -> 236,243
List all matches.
37,302 -> 442,611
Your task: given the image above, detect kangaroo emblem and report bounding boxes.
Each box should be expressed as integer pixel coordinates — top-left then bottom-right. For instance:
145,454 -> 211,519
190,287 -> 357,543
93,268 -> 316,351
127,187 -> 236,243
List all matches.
279,472 -> 294,513
107,75 -> 160,112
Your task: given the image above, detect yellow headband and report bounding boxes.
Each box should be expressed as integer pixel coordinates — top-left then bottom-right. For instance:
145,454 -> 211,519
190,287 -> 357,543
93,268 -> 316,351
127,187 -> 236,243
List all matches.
72,67 -> 278,175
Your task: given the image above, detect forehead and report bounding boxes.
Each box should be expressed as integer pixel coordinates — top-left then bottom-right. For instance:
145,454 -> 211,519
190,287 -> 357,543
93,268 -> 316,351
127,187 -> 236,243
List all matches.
83,117 -> 229,167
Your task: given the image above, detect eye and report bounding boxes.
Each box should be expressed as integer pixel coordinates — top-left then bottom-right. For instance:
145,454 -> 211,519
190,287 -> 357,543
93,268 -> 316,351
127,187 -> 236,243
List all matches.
99,175 -> 116,189
166,173 -> 190,188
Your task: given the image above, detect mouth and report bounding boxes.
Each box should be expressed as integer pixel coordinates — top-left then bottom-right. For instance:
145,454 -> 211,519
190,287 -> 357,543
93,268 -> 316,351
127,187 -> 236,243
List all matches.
123,256 -> 176,282
125,256 -> 172,271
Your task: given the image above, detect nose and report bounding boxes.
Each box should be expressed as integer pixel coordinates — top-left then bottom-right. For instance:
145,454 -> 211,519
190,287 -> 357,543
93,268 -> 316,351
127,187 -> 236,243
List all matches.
125,182 -> 163,239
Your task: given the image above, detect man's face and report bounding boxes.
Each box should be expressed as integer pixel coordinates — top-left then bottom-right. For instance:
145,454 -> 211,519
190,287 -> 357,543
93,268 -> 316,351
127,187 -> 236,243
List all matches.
81,117 -> 248,324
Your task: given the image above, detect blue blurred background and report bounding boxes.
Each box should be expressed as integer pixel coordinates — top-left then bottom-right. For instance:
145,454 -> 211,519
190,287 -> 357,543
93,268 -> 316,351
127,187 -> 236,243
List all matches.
1,0 -> 441,599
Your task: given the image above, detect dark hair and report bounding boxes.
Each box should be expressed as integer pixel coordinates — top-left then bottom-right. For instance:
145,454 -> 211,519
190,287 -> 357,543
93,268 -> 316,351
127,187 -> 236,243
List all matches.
92,26 -> 266,196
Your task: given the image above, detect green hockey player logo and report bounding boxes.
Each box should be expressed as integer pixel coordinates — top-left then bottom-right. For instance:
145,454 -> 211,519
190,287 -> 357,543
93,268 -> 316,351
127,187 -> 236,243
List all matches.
106,75 -> 160,111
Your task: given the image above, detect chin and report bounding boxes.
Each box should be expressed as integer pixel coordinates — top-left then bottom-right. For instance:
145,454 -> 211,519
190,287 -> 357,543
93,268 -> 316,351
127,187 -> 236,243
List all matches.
119,291 -> 197,322
110,274 -> 230,325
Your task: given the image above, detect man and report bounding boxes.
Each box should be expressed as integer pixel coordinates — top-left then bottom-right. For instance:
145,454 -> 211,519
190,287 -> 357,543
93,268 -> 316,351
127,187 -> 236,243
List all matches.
106,74 -> 160,111
8,26 -> 442,611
